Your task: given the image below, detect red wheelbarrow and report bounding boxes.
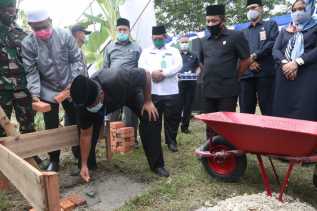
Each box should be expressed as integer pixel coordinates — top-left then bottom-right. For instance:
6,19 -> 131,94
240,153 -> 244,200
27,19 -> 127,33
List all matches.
195,112 -> 317,202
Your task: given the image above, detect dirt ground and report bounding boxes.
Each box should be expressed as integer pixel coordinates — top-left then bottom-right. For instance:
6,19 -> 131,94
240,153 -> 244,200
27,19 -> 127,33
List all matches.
61,171 -> 148,210
1,119 -> 317,210
3,147 -> 151,211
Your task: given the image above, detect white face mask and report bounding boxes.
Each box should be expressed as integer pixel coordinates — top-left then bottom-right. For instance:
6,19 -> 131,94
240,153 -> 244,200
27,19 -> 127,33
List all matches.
86,102 -> 103,113
180,43 -> 189,51
247,10 -> 260,21
291,10 -> 311,25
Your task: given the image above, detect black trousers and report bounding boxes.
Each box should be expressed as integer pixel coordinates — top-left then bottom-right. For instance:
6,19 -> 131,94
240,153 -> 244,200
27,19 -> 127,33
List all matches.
155,94 -> 181,145
239,77 -> 274,115
139,94 -> 181,170
179,82 -> 196,130
43,100 -> 77,163
203,97 -> 237,139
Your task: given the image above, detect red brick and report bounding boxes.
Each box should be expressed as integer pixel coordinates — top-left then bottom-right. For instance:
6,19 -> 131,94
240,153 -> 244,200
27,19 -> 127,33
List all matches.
67,194 -> 87,206
115,137 -> 125,143
0,179 -> 9,190
110,121 -> 125,129
54,90 -> 70,104
116,146 -> 131,153
32,101 -> 51,112
60,198 -> 75,211
116,127 -> 134,138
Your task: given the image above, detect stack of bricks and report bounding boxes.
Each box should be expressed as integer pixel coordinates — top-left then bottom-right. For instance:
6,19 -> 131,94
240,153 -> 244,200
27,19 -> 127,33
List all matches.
110,121 -> 135,154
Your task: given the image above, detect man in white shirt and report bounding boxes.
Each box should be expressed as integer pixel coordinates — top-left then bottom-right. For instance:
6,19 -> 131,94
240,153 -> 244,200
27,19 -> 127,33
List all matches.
138,25 -> 183,152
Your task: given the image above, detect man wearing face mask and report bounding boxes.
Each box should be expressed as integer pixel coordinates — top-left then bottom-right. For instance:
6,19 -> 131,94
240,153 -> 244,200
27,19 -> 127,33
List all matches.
198,5 -> 250,139
70,67 -> 167,181
178,36 -> 200,134
71,24 -> 91,77
138,25 -> 183,152
22,6 -> 84,172
240,0 -> 279,116
0,0 -> 37,155
103,18 -> 141,147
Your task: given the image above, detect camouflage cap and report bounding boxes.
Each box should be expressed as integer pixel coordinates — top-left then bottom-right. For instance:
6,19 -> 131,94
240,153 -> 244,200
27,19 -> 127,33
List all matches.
0,0 -> 16,7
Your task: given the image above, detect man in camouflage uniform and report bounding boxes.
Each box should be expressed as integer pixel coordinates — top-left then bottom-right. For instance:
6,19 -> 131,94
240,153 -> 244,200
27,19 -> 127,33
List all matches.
0,0 -> 35,137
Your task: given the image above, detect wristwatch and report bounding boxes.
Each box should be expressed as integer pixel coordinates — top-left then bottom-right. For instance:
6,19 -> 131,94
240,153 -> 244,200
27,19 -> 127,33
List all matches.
281,59 -> 288,65
295,57 -> 304,66
251,53 -> 257,60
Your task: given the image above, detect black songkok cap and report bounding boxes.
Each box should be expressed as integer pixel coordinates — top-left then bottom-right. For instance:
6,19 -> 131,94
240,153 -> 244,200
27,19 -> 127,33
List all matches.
117,18 -> 130,27
206,5 -> 225,16
247,0 -> 262,7
70,75 -> 99,107
152,25 -> 166,35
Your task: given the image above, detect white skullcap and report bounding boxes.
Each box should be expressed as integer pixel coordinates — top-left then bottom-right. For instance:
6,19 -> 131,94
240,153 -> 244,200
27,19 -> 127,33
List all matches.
25,1 -> 50,23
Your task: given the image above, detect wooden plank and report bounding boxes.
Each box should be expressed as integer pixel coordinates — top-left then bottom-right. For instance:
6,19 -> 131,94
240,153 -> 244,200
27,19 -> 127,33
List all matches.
0,106 -> 18,136
42,172 -> 60,211
0,105 -> 39,168
0,126 -> 79,158
0,144 -> 47,211
0,106 -> 18,189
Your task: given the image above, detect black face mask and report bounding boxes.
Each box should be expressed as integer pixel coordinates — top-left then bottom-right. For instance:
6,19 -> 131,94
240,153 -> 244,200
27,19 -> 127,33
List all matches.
207,23 -> 222,37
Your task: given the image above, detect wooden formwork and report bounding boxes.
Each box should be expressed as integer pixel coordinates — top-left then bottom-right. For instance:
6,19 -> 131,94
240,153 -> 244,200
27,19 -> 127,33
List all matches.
0,106 -> 111,210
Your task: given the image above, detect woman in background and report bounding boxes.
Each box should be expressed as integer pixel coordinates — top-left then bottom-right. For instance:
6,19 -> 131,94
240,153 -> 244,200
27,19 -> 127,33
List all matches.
272,0 -> 317,121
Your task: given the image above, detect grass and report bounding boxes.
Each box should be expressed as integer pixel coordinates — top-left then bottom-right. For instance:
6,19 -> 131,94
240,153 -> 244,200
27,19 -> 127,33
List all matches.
1,120 -> 316,210
109,120 -> 317,210
0,192 -> 10,210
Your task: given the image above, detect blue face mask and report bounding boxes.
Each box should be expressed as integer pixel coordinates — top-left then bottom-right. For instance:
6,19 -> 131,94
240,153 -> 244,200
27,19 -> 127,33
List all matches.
86,102 -> 103,113
291,10 -> 311,25
247,10 -> 260,21
117,32 -> 129,42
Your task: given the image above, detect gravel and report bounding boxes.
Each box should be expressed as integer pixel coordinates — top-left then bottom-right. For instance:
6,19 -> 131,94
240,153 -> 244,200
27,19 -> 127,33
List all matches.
197,192 -> 316,211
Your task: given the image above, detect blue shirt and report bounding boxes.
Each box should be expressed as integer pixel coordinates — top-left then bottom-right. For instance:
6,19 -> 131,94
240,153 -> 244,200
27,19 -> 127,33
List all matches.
241,20 -> 279,79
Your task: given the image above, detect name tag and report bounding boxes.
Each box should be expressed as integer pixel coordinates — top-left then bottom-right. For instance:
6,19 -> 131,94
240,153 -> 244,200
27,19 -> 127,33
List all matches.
9,62 -> 19,70
259,31 -> 267,41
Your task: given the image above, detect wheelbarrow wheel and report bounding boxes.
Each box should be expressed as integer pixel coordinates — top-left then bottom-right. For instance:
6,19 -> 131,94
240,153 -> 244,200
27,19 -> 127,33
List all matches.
201,136 -> 247,182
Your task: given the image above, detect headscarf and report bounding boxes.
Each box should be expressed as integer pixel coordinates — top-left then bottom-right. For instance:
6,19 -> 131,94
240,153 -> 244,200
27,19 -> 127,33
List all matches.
285,0 -> 317,61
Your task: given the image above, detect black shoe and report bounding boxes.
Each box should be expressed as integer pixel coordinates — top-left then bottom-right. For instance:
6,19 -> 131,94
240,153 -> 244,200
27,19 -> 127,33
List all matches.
153,167 -> 170,177
168,143 -> 178,152
46,162 -> 59,172
181,128 -> 191,134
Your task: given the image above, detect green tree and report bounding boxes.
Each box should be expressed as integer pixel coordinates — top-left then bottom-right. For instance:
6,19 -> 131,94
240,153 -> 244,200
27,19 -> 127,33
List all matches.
82,0 -> 125,69
154,0 -> 288,34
